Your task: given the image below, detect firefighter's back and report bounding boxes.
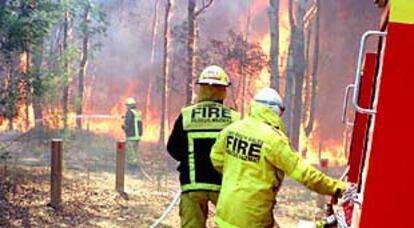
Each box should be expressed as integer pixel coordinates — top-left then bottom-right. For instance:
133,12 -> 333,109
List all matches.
214,116 -> 286,228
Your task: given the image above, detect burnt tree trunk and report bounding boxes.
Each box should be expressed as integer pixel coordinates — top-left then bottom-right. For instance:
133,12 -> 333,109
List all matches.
240,1 -> 251,117
290,0 -> 307,151
305,0 -> 321,137
33,41 -> 45,132
24,50 -> 32,129
76,2 -> 91,130
144,0 -> 160,125
186,0 -> 214,104
160,0 -> 171,146
284,46 -> 294,136
301,16 -> 312,158
186,0 -> 196,104
6,66 -> 13,131
62,10 -> 70,131
302,19 -> 312,122
269,0 -> 280,90
283,0 -> 296,137
24,1 -> 35,130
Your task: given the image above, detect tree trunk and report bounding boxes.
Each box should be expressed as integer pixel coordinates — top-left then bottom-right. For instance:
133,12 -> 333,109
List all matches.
186,0 -> 196,104
302,21 -> 312,123
24,0 -> 36,130
290,0 -> 307,151
25,50 -> 32,130
305,0 -> 321,137
62,10 -> 70,131
284,46 -> 294,136
144,0 -> 160,125
269,0 -> 280,90
283,0 -> 296,137
160,0 -> 171,146
240,1 -> 251,117
76,2 -> 90,130
6,66 -> 13,131
7,116 -> 13,130
33,40 -> 45,132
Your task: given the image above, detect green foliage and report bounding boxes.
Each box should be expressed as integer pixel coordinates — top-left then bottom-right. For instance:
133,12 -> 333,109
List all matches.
0,0 -> 59,59
71,0 -> 108,55
0,0 -> 60,120
0,0 -> 109,123
0,76 -> 22,120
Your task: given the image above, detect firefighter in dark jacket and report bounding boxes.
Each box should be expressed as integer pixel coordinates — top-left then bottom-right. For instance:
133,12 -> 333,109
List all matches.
167,65 -> 240,228
122,97 -> 143,167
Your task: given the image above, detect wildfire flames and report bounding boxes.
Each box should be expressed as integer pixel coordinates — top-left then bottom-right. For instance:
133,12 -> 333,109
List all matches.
300,121 -> 347,165
0,0 -> 347,165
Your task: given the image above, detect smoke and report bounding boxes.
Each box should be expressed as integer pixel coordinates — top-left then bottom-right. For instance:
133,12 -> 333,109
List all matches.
316,0 -> 381,141
85,0 -> 381,143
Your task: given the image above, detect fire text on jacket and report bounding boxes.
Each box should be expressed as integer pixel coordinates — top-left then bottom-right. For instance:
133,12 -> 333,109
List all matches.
191,105 -> 232,122
225,131 -> 263,163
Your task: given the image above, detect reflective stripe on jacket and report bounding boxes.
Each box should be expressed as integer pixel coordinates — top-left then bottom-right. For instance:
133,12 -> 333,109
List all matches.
167,101 -> 240,192
210,102 -> 346,228
125,109 -> 142,140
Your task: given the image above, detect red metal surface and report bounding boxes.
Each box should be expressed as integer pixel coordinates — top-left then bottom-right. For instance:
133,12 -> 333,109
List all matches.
116,141 -> 125,152
347,53 -> 378,183
359,22 -> 414,227
319,158 -> 329,168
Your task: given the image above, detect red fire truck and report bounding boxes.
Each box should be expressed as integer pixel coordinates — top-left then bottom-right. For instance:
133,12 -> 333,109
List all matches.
340,0 -> 414,227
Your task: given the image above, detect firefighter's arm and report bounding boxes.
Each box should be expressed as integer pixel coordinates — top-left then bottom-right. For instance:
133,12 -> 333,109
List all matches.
138,120 -> 143,136
210,131 -> 227,173
268,138 -> 346,196
166,115 -> 186,161
136,111 -> 143,136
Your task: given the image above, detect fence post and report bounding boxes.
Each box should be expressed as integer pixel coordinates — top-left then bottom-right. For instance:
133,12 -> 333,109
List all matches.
116,141 -> 126,193
316,158 -> 329,208
50,139 -> 63,208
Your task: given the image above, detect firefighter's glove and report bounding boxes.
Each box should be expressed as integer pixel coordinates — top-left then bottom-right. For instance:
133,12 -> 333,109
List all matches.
340,183 -> 358,205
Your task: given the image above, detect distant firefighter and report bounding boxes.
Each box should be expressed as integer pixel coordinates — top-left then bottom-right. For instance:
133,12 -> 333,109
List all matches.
167,65 -> 240,228
122,97 -> 143,169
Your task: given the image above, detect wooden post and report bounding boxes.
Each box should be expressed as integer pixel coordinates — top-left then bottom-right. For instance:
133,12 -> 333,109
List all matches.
316,158 -> 329,208
116,141 -> 126,192
50,139 -> 62,208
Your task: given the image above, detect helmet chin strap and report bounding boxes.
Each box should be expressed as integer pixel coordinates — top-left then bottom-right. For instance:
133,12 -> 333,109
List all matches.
255,99 -> 285,117
270,105 -> 283,116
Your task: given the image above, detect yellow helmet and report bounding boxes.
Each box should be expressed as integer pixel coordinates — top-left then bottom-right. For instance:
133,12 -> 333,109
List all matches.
197,65 -> 230,87
125,97 -> 136,105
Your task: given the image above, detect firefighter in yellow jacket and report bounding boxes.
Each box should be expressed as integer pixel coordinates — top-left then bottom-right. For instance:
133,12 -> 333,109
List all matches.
167,65 -> 240,228
122,97 -> 143,168
210,88 -> 348,228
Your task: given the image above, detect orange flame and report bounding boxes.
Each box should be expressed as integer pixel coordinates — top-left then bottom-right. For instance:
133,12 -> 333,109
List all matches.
300,121 -> 347,166
19,52 -> 27,74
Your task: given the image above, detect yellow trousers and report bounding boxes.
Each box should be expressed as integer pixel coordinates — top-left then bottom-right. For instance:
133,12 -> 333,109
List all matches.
125,140 -> 139,166
179,191 -> 219,228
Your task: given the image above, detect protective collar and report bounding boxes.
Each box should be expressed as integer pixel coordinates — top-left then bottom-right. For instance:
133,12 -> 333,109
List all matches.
249,101 -> 286,134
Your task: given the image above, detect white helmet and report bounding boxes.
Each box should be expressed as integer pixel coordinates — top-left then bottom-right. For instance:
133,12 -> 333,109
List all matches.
254,88 -> 285,116
125,97 -> 136,105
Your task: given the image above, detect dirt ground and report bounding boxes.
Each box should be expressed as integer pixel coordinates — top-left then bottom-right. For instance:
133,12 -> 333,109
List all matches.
0,131 -> 341,227
0,165 -> 328,228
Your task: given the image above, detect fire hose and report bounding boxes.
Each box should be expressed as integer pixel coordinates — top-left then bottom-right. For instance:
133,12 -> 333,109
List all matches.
137,160 -> 153,182
149,189 -> 181,228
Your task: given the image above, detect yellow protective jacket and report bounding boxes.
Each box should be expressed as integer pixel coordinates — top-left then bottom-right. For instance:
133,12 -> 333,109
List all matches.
210,102 -> 346,228
124,108 -> 142,140
167,101 -> 240,192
